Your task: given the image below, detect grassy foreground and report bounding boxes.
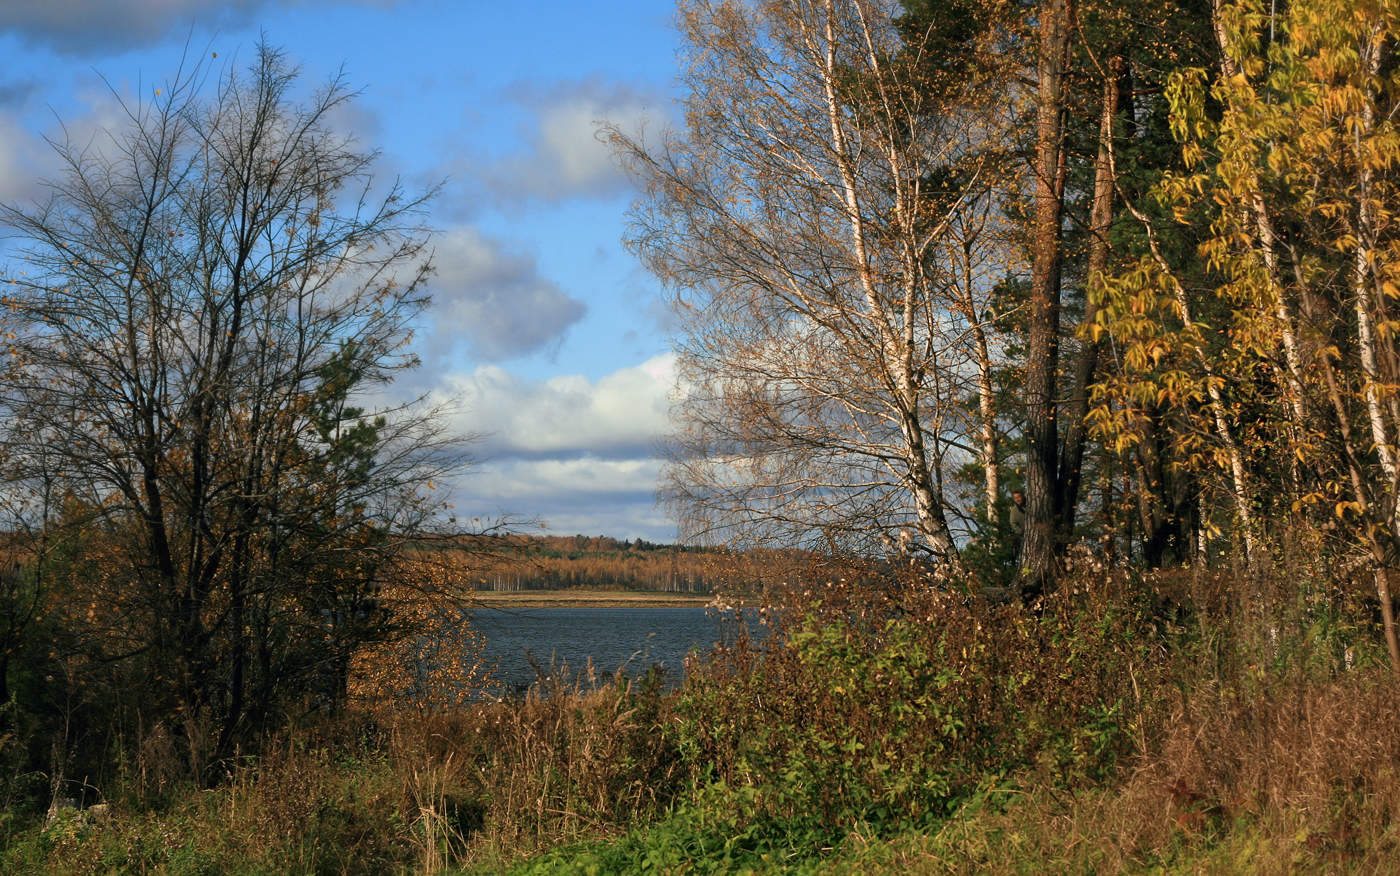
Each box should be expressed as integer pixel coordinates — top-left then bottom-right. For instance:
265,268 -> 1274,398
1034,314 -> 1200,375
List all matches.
5,568 -> 1399,874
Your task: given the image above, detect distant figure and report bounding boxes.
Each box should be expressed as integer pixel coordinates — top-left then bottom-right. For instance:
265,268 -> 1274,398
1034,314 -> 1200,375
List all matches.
1008,489 -> 1026,538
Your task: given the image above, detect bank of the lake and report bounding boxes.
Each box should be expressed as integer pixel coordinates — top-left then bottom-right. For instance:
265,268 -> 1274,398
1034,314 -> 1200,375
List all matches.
472,589 -> 715,608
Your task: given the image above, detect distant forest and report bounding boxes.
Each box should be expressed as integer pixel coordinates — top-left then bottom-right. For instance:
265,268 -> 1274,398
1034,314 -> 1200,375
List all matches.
466,535 -> 793,594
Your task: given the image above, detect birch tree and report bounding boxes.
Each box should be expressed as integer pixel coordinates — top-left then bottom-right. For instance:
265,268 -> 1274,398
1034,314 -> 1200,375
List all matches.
615,0 -> 1013,562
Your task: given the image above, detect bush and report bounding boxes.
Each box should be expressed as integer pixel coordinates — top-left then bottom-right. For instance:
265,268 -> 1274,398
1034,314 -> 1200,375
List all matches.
669,564 -> 1161,844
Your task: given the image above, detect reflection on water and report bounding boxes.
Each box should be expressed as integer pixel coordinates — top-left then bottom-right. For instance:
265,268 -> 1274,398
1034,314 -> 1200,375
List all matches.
468,606 -> 749,694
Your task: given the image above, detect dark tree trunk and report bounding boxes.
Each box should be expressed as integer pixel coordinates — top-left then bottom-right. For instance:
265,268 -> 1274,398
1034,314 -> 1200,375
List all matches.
1020,0 -> 1073,595
1135,412 -> 1171,569
1057,52 -> 1125,548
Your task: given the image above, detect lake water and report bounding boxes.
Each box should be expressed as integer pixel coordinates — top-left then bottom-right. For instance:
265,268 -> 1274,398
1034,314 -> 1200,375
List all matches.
469,605 -> 749,694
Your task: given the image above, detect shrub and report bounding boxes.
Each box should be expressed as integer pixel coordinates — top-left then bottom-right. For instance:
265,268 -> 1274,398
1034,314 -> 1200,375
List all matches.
670,563 -> 1164,843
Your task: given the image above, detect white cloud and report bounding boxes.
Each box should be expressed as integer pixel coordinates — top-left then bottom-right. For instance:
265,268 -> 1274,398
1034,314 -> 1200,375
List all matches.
1,0 -> 266,55
0,87 -> 141,207
0,113 -> 44,204
438,353 -> 677,458
426,227 -> 587,363
538,505 -> 674,541
0,80 -> 39,110
434,355 -> 682,540
469,80 -> 663,206
467,457 -> 663,501
0,1 -> 397,56
454,457 -> 673,541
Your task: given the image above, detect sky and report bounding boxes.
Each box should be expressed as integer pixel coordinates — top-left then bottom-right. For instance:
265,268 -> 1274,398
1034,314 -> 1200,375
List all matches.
0,0 -> 688,542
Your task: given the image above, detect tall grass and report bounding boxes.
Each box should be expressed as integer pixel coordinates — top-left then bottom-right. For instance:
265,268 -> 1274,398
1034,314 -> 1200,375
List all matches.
6,558 -> 1400,873
0,667 -> 680,874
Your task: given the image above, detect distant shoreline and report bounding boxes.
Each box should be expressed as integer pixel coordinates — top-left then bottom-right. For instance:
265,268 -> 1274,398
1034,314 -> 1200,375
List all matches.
471,589 -> 714,608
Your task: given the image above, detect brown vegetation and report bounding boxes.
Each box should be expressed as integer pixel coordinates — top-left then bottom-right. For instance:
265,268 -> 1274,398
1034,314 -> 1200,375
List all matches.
5,669 -> 680,875
12,557 -> 1400,873
458,533 -> 801,596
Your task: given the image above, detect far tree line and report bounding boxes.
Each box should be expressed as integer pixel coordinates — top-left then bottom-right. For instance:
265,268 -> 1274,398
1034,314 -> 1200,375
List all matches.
466,534 -> 797,593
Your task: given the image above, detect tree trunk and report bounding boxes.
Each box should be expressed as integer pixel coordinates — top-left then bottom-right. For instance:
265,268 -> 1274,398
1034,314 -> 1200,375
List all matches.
1377,567 -> 1400,676
1057,52 -> 1123,547
1020,0 -> 1072,594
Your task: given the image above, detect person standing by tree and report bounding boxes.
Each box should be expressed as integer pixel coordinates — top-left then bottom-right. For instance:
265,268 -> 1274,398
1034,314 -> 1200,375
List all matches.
1009,489 -> 1027,540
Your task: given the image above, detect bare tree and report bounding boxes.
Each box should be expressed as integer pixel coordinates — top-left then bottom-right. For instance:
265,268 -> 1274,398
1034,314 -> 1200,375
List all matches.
613,0 -> 1012,562
0,44 -> 460,770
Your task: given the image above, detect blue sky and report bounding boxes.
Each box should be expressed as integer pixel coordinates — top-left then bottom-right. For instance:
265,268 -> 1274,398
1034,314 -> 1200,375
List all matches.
0,0 -> 686,541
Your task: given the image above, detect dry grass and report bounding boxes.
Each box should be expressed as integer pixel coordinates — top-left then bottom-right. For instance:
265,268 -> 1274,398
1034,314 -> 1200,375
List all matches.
4,666 -> 679,874
423,671 -> 681,866
12,562 -> 1400,874
814,563 -> 1400,875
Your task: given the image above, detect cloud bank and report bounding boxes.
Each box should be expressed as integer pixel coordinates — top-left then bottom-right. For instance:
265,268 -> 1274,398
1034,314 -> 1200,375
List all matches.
1,0 -> 268,55
0,1 -> 394,56
440,353 -> 675,459
439,355 -> 679,540
465,79 -> 662,208
426,227 -> 587,363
